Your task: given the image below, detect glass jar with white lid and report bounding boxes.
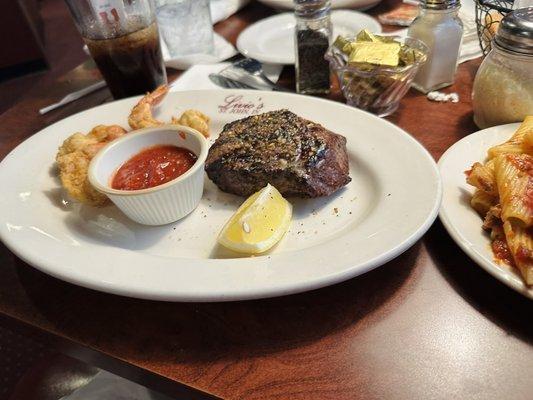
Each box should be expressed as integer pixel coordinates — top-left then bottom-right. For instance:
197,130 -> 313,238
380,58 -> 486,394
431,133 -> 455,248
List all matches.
472,7 -> 533,129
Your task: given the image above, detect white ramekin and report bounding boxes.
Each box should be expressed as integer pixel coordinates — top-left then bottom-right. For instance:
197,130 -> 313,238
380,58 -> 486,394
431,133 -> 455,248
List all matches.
88,125 -> 208,226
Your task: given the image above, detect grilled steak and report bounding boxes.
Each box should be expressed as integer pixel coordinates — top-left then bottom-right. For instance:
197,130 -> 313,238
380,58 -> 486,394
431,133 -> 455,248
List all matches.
205,110 -> 351,197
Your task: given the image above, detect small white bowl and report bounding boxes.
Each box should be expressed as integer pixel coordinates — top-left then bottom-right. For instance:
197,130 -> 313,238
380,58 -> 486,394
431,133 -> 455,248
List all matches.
88,125 -> 208,225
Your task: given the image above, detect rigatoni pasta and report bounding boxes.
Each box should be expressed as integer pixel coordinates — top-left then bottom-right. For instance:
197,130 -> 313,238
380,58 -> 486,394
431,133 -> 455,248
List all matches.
466,116 -> 533,285
494,154 -> 533,227
487,117 -> 532,159
503,221 -> 533,285
470,189 -> 497,216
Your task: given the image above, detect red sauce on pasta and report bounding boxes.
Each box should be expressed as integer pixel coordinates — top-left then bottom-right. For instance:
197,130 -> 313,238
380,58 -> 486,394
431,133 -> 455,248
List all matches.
507,154 -> 533,174
506,155 -> 533,212
515,245 -> 533,265
492,239 -> 514,266
524,178 -> 533,212
112,145 -> 197,191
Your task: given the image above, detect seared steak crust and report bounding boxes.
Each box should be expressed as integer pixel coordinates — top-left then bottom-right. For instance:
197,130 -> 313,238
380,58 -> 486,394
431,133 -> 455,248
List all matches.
205,110 -> 351,197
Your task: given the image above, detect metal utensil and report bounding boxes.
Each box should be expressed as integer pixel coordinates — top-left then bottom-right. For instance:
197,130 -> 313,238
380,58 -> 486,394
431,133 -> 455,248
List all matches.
227,58 -> 291,92
208,73 -> 258,90
39,80 -> 107,115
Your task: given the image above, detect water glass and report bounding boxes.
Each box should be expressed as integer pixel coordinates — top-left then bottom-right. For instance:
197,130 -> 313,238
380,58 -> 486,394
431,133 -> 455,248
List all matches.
64,0 -> 167,99
155,0 -> 214,57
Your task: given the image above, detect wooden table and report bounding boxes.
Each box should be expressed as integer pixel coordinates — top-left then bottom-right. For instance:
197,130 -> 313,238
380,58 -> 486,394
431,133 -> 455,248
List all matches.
0,1 -> 531,399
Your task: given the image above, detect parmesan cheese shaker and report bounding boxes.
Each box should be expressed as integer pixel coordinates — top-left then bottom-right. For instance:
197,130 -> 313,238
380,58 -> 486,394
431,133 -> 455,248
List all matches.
408,0 -> 463,93
472,7 -> 533,129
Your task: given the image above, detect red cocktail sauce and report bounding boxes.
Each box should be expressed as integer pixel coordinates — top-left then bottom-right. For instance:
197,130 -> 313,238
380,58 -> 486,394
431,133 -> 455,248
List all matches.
111,145 -> 197,191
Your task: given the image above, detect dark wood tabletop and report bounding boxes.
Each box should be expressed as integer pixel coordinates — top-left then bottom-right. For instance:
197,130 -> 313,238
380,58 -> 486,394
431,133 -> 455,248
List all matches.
0,1 -> 531,399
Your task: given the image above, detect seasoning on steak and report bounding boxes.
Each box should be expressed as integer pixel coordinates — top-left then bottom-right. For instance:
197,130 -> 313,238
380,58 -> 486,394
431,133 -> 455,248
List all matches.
205,110 -> 351,197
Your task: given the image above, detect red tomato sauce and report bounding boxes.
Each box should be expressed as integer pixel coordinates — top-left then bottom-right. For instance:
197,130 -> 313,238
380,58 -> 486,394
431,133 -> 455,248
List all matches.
492,238 -> 514,266
111,145 -> 197,191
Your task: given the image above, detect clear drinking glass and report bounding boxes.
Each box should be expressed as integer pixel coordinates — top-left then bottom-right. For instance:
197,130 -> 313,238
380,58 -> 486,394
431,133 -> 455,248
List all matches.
155,0 -> 214,57
65,0 -> 167,99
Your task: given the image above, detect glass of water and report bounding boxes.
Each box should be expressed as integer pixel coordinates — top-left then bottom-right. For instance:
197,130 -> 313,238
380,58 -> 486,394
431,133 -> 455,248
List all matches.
155,0 -> 214,57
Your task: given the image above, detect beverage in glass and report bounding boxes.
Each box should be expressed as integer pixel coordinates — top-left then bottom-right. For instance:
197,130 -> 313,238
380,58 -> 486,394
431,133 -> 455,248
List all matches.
155,0 -> 214,57
65,0 -> 167,99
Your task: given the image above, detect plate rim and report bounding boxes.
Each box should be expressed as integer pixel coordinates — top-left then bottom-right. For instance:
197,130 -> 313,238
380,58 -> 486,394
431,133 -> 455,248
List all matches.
438,123 -> 533,299
0,89 -> 442,302
256,0 -> 383,11
236,10 -> 382,65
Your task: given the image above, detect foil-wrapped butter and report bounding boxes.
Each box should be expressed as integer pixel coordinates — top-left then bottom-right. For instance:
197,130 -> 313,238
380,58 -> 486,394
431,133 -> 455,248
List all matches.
327,28 -> 428,115
333,30 -> 425,68
333,36 -> 351,55
356,29 -> 383,43
348,42 -> 401,67
399,46 -> 425,66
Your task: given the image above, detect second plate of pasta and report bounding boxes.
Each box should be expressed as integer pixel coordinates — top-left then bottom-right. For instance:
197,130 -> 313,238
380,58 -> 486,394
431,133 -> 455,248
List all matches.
439,121 -> 533,299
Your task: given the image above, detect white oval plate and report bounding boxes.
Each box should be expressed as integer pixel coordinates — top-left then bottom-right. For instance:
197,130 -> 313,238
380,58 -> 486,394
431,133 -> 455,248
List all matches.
0,90 -> 441,302
439,123 -> 533,299
236,10 -> 381,65
258,0 -> 383,11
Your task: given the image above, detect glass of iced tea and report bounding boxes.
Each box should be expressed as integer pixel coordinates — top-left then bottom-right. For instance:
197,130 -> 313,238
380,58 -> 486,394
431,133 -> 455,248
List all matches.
65,0 -> 167,99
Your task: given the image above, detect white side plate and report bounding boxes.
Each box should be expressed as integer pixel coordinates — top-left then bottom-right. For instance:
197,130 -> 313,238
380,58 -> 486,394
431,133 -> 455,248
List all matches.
439,123 -> 533,299
236,11 -> 381,65
0,90 -> 441,302
257,0 -> 383,11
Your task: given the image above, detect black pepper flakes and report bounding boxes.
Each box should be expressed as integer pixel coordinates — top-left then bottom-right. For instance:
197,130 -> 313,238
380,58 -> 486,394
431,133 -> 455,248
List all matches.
296,29 -> 331,94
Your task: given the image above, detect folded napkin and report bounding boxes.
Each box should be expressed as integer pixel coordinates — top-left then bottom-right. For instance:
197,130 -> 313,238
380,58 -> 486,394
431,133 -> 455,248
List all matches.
169,62 -> 283,91
61,370 -> 171,400
211,0 -> 250,24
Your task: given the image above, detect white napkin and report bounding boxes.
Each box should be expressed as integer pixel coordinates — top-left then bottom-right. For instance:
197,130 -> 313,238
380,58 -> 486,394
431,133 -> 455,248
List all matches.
210,0 -> 250,24
163,34 -> 238,70
169,62 -> 283,91
60,371 -> 171,400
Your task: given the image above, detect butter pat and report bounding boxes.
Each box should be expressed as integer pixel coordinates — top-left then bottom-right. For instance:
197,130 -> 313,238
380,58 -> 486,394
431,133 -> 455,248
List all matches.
348,42 -> 401,66
356,29 -> 381,42
333,36 -> 352,55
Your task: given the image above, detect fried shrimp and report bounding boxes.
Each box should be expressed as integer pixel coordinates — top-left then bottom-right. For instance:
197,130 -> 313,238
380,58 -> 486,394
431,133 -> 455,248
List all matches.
172,109 -> 210,138
56,125 -> 127,206
56,151 -> 108,206
128,84 -> 169,130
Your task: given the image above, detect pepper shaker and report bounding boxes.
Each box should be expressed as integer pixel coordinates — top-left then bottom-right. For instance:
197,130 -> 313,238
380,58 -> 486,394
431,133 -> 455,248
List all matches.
294,0 -> 332,94
407,0 -> 463,93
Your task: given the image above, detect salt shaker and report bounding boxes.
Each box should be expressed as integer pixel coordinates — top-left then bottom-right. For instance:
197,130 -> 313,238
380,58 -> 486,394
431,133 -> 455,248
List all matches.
294,0 -> 332,94
408,0 -> 463,93
472,7 -> 533,129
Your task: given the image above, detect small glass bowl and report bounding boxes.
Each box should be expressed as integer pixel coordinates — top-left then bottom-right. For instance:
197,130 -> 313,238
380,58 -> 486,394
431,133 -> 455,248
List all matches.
325,37 -> 428,117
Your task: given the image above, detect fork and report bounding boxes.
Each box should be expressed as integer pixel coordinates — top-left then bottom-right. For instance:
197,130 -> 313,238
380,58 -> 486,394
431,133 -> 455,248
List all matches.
220,59 -> 290,92
208,73 -> 258,90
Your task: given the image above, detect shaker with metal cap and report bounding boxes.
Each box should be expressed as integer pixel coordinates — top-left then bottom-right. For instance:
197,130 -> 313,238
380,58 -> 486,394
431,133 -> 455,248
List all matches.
294,0 -> 332,94
407,0 -> 464,93
472,7 -> 533,128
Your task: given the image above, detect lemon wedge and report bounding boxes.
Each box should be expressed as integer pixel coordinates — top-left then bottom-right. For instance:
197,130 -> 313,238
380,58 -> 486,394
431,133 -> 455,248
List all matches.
218,184 -> 292,254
